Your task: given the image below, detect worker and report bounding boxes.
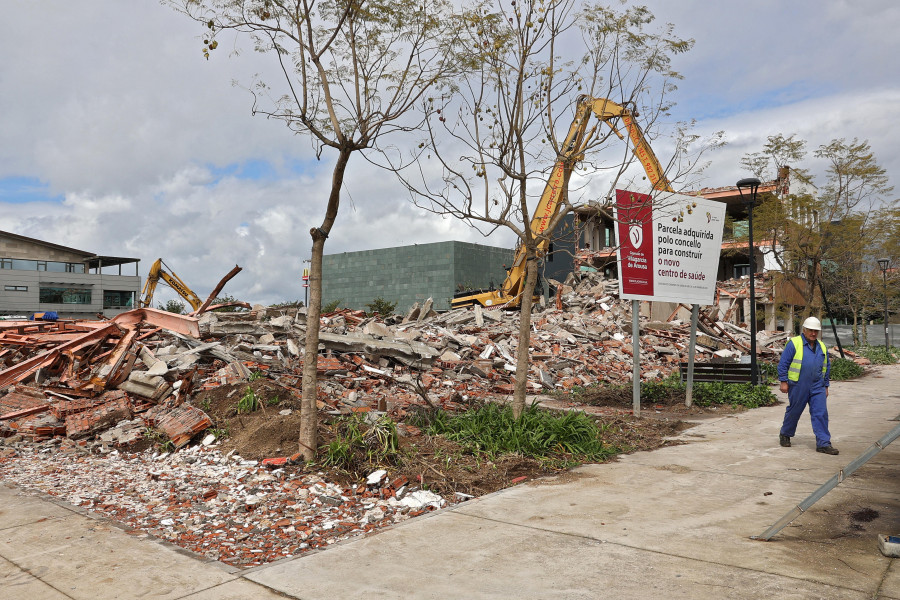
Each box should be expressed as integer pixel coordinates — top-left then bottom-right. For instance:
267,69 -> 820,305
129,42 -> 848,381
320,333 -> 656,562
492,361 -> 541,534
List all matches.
777,316 -> 838,454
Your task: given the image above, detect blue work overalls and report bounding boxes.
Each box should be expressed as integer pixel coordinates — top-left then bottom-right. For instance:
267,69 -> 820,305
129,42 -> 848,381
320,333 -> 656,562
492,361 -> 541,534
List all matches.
777,334 -> 831,448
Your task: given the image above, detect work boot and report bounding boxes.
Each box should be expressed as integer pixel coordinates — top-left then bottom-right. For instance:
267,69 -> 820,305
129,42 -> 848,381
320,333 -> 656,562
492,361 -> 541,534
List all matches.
816,446 -> 839,455
779,434 -> 791,447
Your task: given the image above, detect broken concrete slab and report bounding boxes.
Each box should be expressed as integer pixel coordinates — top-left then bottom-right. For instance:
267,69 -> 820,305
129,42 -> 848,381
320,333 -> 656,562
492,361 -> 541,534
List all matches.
318,332 -> 440,367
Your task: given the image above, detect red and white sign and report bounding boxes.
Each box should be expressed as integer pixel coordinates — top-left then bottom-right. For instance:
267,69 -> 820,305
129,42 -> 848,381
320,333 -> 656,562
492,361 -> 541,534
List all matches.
614,189 -> 725,305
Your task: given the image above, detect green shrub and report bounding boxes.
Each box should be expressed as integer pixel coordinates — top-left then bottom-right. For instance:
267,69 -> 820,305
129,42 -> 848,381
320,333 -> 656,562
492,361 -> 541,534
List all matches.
691,382 -> 776,408
848,346 -> 898,365
365,297 -> 398,317
323,299 -> 343,313
322,438 -> 353,468
639,374 -> 681,402
158,299 -> 186,314
417,403 -> 616,467
270,299 -> 304,308
756,361 -> 778,384
637,373 -> 776,408
207,427 -> 229,440
830,357 -> 864,380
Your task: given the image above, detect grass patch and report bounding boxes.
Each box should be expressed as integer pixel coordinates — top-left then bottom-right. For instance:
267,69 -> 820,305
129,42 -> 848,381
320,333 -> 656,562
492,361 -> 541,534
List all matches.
236,387 -> 260,414
415,403 -> 617,468
641,372 -> 776,408
320,413 -> 401,470
567,372 -> 777,410
689,382 -> 777,408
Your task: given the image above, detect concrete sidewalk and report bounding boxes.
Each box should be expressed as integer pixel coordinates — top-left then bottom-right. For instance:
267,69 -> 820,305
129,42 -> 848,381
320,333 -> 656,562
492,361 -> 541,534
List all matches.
3,365 -> 899,599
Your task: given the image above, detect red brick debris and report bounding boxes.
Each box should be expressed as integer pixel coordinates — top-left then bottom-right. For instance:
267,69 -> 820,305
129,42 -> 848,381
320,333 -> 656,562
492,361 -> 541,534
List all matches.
0,444 -> 445,568
0,272 -> 860,567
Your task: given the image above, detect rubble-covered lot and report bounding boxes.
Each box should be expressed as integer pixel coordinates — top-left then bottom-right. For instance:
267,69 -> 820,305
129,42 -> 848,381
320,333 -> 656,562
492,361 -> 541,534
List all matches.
1,273 -> 857,567
0,442 -> 449,567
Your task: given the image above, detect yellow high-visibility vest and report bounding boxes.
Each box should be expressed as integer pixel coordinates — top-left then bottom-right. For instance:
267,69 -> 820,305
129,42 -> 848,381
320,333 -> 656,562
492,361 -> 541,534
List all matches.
787,336 -> 827,382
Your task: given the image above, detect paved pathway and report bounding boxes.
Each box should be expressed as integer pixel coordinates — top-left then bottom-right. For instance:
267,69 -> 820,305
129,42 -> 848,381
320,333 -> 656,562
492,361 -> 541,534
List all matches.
3,365 -> 899,599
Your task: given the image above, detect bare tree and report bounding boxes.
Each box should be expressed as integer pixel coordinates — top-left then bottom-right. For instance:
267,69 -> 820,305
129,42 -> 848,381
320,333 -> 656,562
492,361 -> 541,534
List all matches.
393,0 -> 706,417
169,0 -> 463,459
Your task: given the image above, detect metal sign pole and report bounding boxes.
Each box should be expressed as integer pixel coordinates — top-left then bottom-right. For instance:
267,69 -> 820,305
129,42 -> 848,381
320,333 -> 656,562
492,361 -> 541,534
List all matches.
632,299 -> 641,417
685,303 -> 699,407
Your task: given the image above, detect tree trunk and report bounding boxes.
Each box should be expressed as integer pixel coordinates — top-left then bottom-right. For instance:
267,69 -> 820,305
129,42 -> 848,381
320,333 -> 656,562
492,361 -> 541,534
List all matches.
851,311 -> 859,346
511,254 -> 539,419
298,148 -> 352,461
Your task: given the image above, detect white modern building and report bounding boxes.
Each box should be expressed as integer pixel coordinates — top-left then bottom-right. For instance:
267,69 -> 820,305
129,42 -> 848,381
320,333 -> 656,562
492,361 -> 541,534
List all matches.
0,230 -> 141,319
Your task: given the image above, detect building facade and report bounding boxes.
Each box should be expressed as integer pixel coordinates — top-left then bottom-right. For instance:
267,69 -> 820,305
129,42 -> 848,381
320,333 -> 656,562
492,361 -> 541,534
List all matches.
0,231 -> 141,319
323,241 -> 515,313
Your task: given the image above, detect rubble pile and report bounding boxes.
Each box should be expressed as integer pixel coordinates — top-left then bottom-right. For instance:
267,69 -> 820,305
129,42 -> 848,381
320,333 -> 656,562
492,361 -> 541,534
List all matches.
0,271 -> 830,450
0,271 -> 842,566
0,443 -> 445,568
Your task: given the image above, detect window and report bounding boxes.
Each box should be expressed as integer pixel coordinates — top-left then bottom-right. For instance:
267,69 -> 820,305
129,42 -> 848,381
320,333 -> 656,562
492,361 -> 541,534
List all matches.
734,264 -> 750,278
103,290 -> 134,308
0,259 -> 84,272
604,226 -> 616,247
11,259 -> 38,270
39,287 -> 92,304
4,285 -> 27,292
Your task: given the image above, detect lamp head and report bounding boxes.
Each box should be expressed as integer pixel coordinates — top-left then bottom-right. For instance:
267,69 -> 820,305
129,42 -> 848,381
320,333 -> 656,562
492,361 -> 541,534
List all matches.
736,177 -> 761,205
877,258 -> 890,272
736,177 -> 761,190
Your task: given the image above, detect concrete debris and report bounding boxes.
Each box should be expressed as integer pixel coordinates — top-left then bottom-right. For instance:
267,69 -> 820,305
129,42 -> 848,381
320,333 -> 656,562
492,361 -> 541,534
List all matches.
0,443 -> 447,568
1,272 -> 831,448
0,271 -> 849,569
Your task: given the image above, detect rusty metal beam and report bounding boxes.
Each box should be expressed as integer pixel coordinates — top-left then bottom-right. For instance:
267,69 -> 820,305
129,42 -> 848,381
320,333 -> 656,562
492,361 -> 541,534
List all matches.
0,404 -> 51,421
89,325 -> 139,390
111,308 -> 199,338
0,322 -> 120,391
195,264 -> 243,315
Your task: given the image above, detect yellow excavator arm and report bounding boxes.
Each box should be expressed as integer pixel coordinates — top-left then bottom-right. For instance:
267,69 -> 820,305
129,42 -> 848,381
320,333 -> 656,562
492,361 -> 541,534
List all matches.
451,96 -> 673,309
140,258 -> 204,311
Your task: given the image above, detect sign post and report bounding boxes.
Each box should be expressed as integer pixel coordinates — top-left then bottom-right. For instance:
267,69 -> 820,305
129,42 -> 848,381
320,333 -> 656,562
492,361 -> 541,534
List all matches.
614,189 -> 726,413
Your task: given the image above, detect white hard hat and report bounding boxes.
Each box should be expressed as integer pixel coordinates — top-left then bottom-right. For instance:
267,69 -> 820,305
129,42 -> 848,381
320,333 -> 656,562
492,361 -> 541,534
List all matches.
802,316 -> 822,331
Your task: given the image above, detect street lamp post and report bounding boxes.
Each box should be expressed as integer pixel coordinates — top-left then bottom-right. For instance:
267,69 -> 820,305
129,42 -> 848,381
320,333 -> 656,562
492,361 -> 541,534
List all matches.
302,259 -> 311,308
878,258 -> 890,349
737,177 -> 761,385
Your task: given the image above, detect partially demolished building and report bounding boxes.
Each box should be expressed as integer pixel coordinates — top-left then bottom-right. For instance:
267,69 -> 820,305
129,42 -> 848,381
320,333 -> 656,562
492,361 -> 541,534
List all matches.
573,168 -> 818,334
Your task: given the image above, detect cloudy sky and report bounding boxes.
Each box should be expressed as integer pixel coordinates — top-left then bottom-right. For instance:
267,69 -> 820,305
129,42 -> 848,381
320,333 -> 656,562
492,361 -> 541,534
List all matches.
2,0 -> 898,306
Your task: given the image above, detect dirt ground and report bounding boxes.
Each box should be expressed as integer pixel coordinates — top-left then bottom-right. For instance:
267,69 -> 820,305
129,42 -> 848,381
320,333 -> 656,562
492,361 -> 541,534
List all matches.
180,377 -> 752,498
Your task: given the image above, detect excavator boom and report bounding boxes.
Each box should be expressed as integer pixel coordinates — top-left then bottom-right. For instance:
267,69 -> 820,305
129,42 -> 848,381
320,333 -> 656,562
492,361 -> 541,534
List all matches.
451,96 -> 672,309
139,258 -> 204,312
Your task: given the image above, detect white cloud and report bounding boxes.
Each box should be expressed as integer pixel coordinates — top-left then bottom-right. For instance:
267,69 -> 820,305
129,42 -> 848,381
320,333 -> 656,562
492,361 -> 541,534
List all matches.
1,0 -> 897,308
